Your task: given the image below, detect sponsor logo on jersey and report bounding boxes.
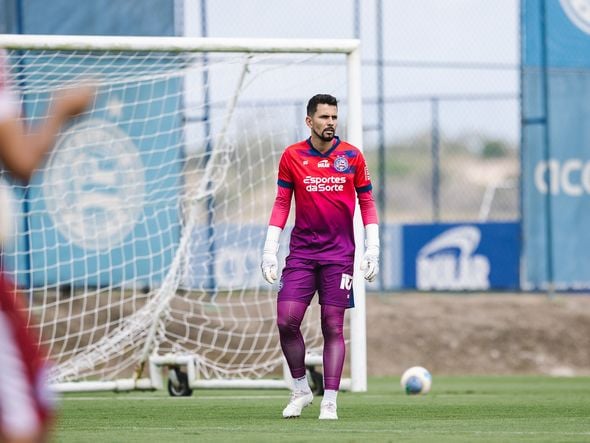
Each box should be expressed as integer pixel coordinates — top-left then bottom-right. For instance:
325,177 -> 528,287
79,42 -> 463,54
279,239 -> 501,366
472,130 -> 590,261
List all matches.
317,159 -> 330,168
334,156 -> 349,172
303,175 -> 346,192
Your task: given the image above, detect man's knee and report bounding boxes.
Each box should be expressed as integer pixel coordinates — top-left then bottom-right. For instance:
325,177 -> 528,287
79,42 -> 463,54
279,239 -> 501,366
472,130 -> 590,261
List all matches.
277,314 -> 300,335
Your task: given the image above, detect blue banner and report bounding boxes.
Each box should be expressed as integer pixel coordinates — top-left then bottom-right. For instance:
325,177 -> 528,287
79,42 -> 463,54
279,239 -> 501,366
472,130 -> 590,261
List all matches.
402,223 -> 520,290
2,0 -> 179,288
18,0 -> 176,36
182,224 -> 405,291
522,0 -> 590,289
7,62 -> 182,288
25,81 -> 182,288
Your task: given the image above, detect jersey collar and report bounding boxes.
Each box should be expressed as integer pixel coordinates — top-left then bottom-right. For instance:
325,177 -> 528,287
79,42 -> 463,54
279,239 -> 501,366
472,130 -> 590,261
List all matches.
306,136 -> 341,157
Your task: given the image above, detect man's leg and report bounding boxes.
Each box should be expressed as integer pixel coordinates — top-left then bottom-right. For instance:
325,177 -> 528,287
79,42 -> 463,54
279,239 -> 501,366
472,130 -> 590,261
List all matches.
319,304 -> 345,419
276,257 -> 318,418
277,299 -> 308,381
321,304 -> 346,391
316,261 -> 353,420
277,300 -> 313,418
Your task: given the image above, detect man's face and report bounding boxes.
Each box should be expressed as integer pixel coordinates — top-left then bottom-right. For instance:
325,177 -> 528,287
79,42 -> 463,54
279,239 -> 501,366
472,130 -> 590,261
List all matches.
306,103 -> 338,142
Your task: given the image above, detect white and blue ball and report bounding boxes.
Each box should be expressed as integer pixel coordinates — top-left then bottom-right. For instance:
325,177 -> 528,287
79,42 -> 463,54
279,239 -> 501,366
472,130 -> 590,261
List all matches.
400,366 -> 432,395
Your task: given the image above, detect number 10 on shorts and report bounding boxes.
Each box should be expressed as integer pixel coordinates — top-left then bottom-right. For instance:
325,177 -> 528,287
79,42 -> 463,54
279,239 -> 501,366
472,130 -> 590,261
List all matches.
340,273 -> 353,290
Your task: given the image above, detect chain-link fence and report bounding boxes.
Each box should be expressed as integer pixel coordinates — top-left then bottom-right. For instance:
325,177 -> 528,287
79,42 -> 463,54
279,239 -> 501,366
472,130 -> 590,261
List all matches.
3,0 -> 521,224
192,0 -> 521,225
365,91 -> 519,224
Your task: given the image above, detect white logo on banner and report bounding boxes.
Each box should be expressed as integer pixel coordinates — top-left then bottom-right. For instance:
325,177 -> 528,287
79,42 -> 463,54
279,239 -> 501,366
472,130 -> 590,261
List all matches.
560,0 -> 590,34
534,159 -> 590,196
416,226 -> 490,290
44,119 -> 145,251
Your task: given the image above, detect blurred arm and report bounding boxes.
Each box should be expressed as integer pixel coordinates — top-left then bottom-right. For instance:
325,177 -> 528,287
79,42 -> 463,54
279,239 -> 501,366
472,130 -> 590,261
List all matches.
0,84 -> 95,181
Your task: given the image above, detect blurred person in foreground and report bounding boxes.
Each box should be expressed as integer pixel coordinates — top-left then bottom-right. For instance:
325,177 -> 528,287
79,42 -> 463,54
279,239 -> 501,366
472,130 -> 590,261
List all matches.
261,94 -> 379,420
0,48 -> 94,443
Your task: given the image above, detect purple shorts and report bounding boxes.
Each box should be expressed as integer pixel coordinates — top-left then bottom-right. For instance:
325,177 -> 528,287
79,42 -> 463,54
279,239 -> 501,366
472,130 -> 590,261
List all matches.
278,256 -> 355,308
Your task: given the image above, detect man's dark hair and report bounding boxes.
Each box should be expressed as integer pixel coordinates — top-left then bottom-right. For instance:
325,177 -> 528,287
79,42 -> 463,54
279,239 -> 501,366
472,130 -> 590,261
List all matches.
306,94 -> 338,116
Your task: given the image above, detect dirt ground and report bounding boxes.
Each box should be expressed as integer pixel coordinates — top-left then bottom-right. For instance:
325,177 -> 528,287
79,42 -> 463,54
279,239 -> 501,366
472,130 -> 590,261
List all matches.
366,292 -> 590,377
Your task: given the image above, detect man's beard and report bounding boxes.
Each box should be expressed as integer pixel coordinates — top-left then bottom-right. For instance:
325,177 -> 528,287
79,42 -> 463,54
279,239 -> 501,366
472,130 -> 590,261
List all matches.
313,128 -> 335,142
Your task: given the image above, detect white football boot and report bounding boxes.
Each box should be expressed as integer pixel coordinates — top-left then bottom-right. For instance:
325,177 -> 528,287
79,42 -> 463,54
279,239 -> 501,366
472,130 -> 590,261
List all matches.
282,390 -> 313,418
318,401 -> 338,420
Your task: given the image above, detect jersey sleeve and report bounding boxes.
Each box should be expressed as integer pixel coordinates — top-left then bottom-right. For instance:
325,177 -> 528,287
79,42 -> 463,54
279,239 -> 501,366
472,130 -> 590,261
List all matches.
358,190 -> 378,225
354,151 -> 373,193
268,185 -> 292,228
354,152 -> 379,225
268,150 -> 294,228
277,149 -> 294,189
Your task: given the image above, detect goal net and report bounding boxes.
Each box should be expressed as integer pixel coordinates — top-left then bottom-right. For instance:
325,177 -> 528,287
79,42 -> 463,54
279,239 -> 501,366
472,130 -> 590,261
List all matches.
0,35 -> 366,392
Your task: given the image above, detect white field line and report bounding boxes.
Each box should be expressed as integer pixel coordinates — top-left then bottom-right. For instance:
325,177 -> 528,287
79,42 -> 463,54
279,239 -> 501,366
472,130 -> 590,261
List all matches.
62,394 -> 285,401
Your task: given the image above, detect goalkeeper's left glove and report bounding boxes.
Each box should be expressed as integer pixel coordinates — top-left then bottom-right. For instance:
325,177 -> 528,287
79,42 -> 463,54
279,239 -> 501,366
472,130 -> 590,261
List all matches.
360,223 -> 380,282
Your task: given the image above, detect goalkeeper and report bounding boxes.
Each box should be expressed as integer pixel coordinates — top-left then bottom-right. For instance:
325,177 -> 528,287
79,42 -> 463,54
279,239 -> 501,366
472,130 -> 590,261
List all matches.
0,48 -> 94,443
261,94 -> 379,420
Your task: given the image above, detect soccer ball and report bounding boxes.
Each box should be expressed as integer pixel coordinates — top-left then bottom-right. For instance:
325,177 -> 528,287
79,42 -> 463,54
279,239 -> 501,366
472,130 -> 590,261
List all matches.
400,366 -> 432,395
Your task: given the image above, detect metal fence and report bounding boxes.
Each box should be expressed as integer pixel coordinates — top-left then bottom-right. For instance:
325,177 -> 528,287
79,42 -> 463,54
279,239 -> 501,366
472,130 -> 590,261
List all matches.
191,0 -> 522,226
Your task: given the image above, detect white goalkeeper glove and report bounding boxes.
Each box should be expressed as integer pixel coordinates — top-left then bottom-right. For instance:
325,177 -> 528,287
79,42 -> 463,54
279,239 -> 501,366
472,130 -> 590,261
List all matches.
261,225 -> 282,284
360,223 -> 380,282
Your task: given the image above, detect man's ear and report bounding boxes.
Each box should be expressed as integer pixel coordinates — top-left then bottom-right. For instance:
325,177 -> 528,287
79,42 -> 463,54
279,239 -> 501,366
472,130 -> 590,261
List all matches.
305,115 -> 312,128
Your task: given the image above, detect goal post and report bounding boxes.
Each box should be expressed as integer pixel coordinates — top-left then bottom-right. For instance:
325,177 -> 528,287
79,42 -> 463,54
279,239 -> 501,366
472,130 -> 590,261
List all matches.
0,34 -> 367,393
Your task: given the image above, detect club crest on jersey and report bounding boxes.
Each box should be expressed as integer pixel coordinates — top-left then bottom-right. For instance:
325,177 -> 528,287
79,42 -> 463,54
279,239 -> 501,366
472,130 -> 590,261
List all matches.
317,159 -> 330,168
334,156 -> 349,172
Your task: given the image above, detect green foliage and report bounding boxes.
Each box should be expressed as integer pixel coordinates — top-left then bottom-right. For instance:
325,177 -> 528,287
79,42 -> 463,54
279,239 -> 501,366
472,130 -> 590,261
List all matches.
54,376 -> 590,442
482,140 -> 509,158
365,147 -> 430,177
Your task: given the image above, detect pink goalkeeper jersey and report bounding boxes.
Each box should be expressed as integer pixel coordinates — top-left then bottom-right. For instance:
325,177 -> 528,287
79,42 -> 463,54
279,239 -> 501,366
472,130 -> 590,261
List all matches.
274,136 -> 373,261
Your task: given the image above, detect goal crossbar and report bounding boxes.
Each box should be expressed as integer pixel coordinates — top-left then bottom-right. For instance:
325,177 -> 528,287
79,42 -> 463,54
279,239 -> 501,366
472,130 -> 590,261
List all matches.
0,34 -> 360,54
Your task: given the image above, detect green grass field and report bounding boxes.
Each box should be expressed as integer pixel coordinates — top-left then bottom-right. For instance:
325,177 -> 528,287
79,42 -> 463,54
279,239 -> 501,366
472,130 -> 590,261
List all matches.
55,376 -> 590,442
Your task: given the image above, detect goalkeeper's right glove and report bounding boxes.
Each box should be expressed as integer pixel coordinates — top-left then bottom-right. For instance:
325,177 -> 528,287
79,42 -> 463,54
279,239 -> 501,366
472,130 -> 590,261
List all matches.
261,225 -> 282,284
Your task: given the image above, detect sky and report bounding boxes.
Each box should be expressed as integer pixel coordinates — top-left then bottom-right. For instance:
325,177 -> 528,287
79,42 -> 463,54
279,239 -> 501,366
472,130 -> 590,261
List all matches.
0,0 -> 521,145
182,0 -> 520,144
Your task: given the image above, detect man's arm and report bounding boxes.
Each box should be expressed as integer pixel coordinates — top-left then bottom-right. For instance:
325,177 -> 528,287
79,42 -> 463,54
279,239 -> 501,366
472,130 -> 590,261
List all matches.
358,190 -> 380,282
0,84 -> 94,181
361,222 -> 379,282
261,185 -> 292,284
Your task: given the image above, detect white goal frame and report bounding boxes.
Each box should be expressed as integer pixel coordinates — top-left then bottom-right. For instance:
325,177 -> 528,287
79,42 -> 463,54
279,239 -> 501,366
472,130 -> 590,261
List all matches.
0,34 -> 367,393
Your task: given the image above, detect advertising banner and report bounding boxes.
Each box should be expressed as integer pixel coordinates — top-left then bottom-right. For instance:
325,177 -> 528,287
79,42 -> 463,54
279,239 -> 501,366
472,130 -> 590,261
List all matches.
6,1 -> 180,288
522,0 -> 590,289
23,78 -> 183,288
402,222 -> 520,290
